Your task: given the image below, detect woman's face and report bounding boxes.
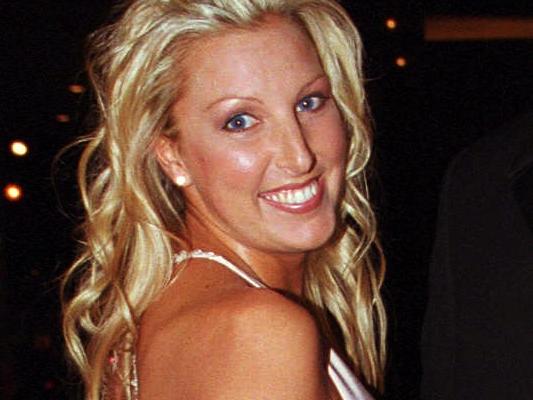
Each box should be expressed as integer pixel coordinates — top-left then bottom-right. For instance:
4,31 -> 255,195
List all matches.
159,16 -> 347,255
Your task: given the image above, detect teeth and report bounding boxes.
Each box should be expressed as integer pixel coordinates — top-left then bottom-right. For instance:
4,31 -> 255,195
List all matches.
262,180 -> 318,205
287,191 -> 295,203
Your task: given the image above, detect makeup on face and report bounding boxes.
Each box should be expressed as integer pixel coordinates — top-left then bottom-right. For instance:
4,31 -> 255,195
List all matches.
164,16 -> 347,258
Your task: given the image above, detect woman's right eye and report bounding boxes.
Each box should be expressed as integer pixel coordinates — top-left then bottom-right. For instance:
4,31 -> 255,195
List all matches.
223,113 -> 258,132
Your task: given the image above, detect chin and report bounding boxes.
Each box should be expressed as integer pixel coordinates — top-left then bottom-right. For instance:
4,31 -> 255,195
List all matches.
276,220 -> 337,253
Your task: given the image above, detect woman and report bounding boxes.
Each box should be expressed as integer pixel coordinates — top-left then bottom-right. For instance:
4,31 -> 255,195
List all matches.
62,0 -> 386,399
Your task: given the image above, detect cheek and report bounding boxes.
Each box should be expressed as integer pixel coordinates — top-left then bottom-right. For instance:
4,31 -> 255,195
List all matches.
313,114 -> 348,166
329,130 -> 348,161
188,142 -> 265,190
227,150 -> 258,175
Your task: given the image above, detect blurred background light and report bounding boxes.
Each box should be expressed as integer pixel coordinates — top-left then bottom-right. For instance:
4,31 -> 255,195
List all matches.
395,56 -> 407,67
68,84 -> 86,94
56,114 -> 71,123
425,16 -> 533,41
386,18 -> 397,30
10,140 -> 28,156
4,183 -> 23,201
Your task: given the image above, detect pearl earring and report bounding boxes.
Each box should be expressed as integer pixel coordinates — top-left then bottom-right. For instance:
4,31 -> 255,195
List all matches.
175,175 -> 188,187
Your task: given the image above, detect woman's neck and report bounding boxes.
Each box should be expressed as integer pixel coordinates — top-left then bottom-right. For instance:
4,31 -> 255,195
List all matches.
184,213 -> 305,296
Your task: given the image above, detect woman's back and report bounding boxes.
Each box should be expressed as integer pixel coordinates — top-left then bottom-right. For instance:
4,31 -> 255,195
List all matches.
134,251 -> 373,399
137,255 -> 330,399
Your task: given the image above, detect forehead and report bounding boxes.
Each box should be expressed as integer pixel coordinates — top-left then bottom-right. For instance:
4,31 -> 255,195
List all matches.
178,16 -> 324,100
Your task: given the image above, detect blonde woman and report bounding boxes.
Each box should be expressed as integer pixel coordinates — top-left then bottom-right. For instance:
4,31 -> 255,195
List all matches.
62,0 -> 386,399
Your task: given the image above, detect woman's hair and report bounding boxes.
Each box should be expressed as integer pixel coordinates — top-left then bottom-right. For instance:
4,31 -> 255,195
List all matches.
62,0 -> 386,398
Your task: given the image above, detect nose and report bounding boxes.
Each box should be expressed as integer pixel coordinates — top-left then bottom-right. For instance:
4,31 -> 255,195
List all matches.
273,115 -> 316,176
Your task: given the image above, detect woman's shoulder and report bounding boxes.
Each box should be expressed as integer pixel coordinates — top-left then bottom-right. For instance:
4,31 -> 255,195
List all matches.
140,285 -> 321,360
140,256 -> 319,341
137,277 -> 327,398
216,288 -> 323,351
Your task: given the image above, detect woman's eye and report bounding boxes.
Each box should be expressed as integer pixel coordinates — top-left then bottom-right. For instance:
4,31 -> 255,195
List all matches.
295,95 -> 326,113
223,113 -> 258,132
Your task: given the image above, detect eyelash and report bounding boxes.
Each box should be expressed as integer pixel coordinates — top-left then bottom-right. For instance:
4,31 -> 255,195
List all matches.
223,113 -> 258,132
295,93 -> 328,113
222,93 -> 329,132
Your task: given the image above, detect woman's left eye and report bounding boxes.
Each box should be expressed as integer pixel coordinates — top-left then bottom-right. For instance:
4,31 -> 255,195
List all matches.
223,113 -> 259,132
295,95 -> 326,113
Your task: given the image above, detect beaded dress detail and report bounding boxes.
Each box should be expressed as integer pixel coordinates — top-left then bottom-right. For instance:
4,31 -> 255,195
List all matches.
125,249 -> 373,400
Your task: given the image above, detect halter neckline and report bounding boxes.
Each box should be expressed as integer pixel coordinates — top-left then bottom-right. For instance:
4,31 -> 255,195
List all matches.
173,249 -> 266,289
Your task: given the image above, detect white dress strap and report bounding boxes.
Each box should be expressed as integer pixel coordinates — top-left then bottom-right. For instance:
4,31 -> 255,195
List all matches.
174,249 -> 266,289
328,349 -> 374,400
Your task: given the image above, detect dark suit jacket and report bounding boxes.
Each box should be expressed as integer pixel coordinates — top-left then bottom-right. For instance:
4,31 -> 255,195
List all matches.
421,113 -> 533,399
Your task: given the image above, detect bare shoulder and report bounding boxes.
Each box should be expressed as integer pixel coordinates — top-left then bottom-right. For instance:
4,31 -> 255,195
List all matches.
138,288 -> 328,399
226,287 -> 319,327
216,288 -> 324,359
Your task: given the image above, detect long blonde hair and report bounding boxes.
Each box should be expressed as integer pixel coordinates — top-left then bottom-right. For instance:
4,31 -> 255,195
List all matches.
62,1 -> 386,398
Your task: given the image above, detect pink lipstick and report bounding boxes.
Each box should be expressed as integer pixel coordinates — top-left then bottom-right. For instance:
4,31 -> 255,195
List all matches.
258,177 -> 324,214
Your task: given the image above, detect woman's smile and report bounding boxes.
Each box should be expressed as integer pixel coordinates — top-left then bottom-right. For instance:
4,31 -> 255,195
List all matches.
258,177 -> 323,214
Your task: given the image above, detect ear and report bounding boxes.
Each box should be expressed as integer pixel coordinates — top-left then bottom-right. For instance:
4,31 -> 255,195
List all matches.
154,135 -> 192,187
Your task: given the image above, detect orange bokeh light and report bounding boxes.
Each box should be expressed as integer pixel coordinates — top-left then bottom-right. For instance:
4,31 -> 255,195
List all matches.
68,84 -> 86,94
395,56 -> 407,67
4,184 -> 23,201
386,18 -> 397,30
56,114 -> 71,123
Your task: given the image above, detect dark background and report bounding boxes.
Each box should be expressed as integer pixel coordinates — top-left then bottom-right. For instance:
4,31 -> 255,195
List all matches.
1,1 -> 532,399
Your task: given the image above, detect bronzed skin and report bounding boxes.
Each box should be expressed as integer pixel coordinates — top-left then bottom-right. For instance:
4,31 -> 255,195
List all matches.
145,16 -> 347,399
156,15 -> 347,294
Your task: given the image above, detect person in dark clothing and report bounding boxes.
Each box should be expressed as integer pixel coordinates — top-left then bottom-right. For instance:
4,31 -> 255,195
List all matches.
421,112 -> 533,399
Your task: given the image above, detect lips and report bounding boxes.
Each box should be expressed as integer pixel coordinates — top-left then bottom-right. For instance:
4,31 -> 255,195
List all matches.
258,177 -> 323,214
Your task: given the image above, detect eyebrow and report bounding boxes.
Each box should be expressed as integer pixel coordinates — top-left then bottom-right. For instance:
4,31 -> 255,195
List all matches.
205,73 -> 329,111
205,96 -> 262,111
